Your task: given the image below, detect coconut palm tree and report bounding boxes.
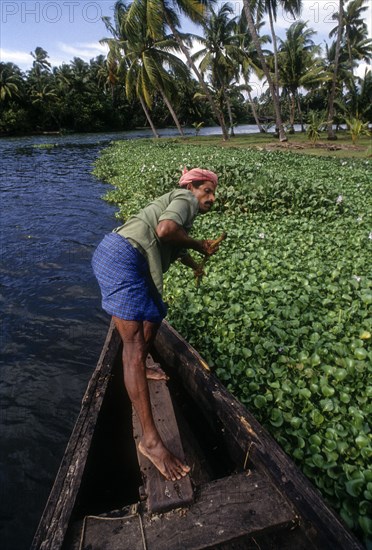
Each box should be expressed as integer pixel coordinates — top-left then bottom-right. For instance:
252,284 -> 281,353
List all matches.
330,0 -> 371,74
347,35 -> 372,71
191,3 -> 243,136
101,1 -> 160,137
327,0 -> 344,139
102,0 -> 191,136
336,68 -> 372,121
319,40 -> 350,130
0,63 -> 22,102
256,0 -> 302,94
327,0 -> 372,136
242,0 -> 287,140
91,54 -> 112,94
125,0 -> 231,140
125,32 -> 190,136
29,47 -> 52,82
27,48 -> 54,104
30,83 -> 58,106
277,21 -> 328,132
234,10 -> 271,132
28,80 -> 60,128
100,14 -> 128,103
69,58 -> 93,93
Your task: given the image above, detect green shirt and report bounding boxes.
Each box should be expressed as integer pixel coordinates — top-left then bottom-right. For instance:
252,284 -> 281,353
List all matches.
114,189 -> 199,294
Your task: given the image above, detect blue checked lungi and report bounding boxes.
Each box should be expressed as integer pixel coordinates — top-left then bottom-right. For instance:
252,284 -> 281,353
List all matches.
92,233 -> 167,323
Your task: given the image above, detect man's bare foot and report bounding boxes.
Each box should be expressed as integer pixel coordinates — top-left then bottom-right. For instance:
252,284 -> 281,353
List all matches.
138,439 -> 190,481
145,355 -> 168,380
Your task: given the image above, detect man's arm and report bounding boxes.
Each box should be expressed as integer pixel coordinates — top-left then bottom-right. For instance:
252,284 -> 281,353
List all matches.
179,253 -> 205,278
156,220 -> 218,256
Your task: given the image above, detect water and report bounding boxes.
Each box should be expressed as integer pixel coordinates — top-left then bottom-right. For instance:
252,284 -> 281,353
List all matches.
0,133 -> 119,550
0,123 -> 265,549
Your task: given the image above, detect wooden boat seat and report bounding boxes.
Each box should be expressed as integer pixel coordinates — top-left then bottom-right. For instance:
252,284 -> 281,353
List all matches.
78,470 -> 298,549
132,360 -> 194,513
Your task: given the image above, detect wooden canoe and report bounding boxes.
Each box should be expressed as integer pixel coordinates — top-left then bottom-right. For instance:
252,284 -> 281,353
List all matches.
31,320 -> 364,550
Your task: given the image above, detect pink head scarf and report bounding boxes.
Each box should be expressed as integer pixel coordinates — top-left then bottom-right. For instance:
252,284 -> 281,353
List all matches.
179,167 -> 218,188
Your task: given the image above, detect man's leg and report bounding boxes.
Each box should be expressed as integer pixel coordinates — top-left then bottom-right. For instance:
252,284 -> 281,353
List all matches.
112,316 -> 190,481
143,321 -> 168,380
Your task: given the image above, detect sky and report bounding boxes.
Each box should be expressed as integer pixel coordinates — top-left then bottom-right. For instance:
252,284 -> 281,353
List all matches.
1,0 -> 371,85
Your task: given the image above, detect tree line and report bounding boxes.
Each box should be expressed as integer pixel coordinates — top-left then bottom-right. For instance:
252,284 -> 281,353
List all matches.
1,0 -> 371,139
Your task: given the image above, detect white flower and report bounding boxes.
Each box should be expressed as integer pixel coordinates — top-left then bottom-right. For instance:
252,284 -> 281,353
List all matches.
336,195 -> 343,204
353,275 -> 361,282
357,216 -> 363,223
369,232 -> 372,240
259,232 -> 265,239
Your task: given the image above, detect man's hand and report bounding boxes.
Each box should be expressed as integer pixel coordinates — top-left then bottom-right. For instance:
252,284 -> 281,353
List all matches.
200,232 -> 227,256
195,233 -> 227,287
193,263 -> 206,279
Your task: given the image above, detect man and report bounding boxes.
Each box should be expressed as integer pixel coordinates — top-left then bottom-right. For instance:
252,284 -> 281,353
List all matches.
92,167 -> 222,481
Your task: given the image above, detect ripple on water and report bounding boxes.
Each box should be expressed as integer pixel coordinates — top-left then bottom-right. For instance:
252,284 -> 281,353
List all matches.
0,134 -> 115,550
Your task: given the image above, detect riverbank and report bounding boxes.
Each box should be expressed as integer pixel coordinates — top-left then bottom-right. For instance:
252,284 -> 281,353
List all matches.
167,131 -> 372,159
2,126 -> 370,159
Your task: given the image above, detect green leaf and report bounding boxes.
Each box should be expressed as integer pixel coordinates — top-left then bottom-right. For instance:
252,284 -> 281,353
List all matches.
345,479 -> 364,497
358,515 -> 372,536
355,434 -> 370,449
254,395 -> 267,409
310,410 -> 325,426
270,408 -> 283,427
313,453 -> 325,468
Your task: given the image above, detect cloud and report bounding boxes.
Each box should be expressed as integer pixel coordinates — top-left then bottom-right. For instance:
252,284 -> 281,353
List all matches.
266,1 -> 340,43
57,41 -> 109,60
355,63 -> 371,79
0,42 -> 110,70
57,42 -> 108,62
0,48 -> 33,65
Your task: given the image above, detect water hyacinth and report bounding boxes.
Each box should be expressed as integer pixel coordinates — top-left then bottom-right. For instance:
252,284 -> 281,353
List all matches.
94,140 -> 372,543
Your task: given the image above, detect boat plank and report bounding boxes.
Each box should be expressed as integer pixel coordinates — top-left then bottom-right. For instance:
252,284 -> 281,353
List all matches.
132,378 -> 194,513
80,471 -> 297,550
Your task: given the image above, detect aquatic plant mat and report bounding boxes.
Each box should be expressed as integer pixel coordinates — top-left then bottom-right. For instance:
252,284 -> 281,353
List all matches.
94,140 -> 371,542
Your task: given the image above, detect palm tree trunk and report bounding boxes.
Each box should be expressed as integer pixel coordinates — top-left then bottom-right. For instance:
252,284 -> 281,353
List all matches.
247,87 -> 265,132
158,87 -> 184,136
164,16 -> 229,141
347,36 -> 354,76
139,95 -> 159,138
289,92 -> 296,133
296,93 -> 305,132
242,0 -> 287,142
327,0 -> 344,140
268,6 -> 279,92
226,96 -> 235,136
